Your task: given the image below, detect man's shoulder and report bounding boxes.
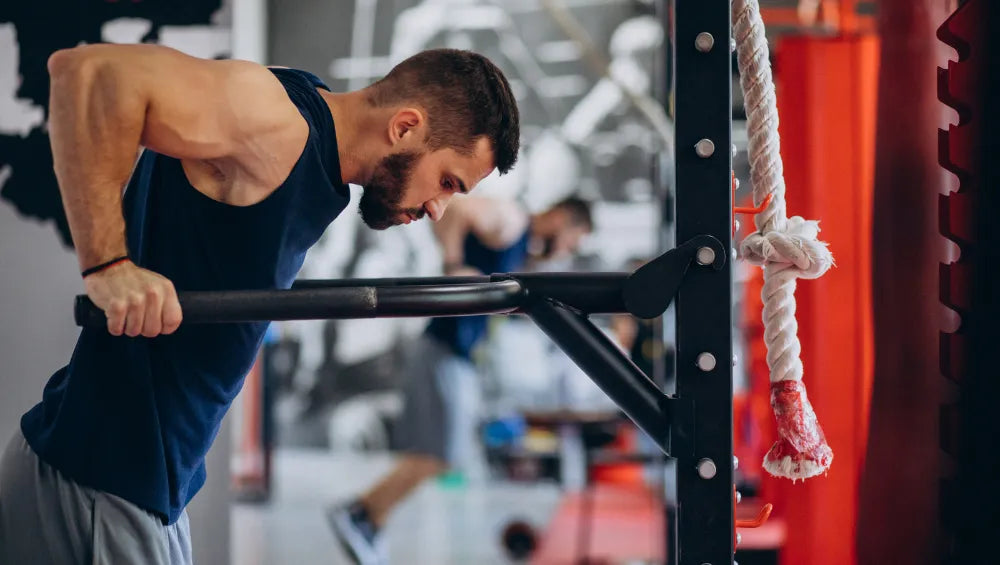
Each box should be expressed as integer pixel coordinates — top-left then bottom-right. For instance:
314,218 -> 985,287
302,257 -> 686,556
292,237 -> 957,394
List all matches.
266,66 -> 331,93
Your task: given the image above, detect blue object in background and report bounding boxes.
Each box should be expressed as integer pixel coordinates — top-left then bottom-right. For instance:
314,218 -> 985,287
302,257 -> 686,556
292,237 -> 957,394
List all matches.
483,414 -> 527,449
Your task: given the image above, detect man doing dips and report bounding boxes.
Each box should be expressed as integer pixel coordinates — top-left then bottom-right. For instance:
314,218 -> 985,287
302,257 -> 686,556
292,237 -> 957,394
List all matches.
0,45 -> 519,565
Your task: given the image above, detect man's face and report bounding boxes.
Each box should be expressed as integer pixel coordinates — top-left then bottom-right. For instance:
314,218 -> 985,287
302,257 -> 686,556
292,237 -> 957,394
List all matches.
537,211 -> 590,260
359,137 -> 495,230
540,226 -> 588,260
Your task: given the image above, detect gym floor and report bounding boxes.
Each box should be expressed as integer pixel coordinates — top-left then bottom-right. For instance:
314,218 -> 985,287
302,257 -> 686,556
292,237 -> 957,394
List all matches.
232,449 -> 562,565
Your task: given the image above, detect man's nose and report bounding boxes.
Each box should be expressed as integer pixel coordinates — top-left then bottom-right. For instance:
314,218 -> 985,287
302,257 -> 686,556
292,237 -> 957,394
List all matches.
424,193 -> 453,222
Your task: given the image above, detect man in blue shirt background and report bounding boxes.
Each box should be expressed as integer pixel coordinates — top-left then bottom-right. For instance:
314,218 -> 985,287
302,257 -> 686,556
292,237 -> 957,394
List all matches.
329,195 -> 592,565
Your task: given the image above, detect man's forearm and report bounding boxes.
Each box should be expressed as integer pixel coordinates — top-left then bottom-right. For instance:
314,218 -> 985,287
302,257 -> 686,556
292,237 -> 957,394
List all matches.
440,234 -> 466,271
48,47 -> 147,271
432,210 -> 468,271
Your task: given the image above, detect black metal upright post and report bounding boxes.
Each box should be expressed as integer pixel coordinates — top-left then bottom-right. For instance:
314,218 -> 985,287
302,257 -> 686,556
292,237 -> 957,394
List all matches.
671,0 -> 734,564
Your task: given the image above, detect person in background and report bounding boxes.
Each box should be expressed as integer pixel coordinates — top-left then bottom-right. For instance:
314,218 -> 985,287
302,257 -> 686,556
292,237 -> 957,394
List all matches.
328,195 -> 593,565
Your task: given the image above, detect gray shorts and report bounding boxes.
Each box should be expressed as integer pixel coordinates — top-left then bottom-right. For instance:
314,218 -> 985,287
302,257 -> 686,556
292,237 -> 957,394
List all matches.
0,430 -> 192,565
394,335 -> 482,467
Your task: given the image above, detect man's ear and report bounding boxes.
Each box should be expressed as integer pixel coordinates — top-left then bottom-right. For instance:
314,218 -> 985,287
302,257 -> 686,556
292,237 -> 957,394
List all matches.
388,108 -> 425,146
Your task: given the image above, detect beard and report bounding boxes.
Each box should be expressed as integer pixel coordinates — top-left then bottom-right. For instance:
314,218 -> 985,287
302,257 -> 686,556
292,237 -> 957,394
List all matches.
358,151 -> 426,230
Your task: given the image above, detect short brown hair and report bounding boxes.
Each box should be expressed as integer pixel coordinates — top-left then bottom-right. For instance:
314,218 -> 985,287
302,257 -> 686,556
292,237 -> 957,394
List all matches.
553,196 -> 594,232
367,49 -> 520,174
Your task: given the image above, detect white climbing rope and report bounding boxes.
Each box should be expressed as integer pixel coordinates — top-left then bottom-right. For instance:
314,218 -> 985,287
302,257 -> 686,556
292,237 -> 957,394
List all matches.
733,0 -> 835,479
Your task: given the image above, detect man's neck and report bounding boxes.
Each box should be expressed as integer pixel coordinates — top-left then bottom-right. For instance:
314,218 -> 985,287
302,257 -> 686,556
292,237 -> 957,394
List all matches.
320,89 -> 379,186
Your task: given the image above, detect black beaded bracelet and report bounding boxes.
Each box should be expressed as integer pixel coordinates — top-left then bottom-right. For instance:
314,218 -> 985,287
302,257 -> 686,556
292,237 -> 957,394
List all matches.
81,256 -> 130,278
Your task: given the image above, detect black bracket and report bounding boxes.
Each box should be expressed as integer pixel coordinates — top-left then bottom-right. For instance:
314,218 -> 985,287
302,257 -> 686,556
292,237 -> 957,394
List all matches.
664,395 -> 695,458
623,235 -> 727,319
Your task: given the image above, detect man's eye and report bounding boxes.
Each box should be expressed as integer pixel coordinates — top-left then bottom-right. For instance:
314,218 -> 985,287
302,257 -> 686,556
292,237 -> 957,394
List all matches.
443,179 -> 453,190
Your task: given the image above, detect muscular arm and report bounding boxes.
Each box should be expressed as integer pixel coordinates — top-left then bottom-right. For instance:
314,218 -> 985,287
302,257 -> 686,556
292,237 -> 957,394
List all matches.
433,197 -> 530,272
47,44 -> 304,336
47,43 -> 302,271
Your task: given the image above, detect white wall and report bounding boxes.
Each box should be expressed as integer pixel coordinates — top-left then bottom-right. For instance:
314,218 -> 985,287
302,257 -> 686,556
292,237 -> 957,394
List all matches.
0,199 -> 81,453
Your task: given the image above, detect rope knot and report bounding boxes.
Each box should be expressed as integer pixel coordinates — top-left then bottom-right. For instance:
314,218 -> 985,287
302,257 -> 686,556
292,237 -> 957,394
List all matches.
739,216 -> 833,279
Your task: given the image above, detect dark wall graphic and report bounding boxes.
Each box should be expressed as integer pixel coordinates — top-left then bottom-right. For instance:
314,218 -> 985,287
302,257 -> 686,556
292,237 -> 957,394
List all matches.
0,0 -> 230,246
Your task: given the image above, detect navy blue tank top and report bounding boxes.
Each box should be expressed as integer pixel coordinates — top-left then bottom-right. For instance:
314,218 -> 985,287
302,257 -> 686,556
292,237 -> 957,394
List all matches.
20,68 -> 349,525
426,229 -> 531,358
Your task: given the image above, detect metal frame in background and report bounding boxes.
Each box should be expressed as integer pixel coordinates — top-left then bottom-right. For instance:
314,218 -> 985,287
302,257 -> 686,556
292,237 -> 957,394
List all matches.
671,0 -> 735,564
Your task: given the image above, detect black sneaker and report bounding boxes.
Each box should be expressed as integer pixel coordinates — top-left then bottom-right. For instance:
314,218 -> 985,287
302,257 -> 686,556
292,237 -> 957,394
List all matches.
326,501 -> 387,565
